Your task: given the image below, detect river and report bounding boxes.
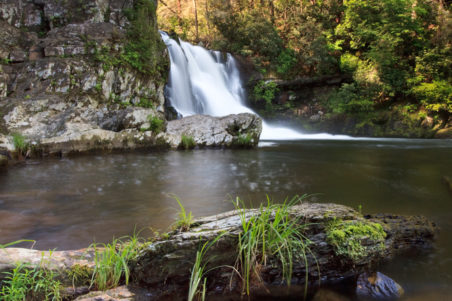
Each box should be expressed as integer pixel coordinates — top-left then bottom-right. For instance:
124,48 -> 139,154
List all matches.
0,138 -> 451,299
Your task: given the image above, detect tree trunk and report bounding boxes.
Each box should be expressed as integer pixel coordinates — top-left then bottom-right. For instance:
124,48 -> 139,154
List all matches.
192,0 -> 199,41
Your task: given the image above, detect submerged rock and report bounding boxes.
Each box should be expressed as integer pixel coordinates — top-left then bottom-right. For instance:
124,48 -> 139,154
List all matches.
356,272 -> 404,300
164,113 -> 262,148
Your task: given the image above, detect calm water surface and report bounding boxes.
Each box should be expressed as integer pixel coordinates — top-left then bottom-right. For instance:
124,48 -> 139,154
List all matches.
0,139 -> 451,299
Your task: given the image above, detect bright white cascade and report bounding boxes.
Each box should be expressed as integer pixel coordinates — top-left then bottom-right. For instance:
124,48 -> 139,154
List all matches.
160,32 -> 351,140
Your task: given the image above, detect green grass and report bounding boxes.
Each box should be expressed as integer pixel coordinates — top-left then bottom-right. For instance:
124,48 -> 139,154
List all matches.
172,196 -> 194,231
180,134 -> 196,150
233,134 -> 254,148
12,133 -> 28,154
89,235 -> 142,291
188,234 -> 226,301
234,195 -> 316,298
0,263 -> 62,301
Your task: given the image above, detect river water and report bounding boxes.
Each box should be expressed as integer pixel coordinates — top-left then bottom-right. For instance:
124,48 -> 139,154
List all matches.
0,138 -> 451,299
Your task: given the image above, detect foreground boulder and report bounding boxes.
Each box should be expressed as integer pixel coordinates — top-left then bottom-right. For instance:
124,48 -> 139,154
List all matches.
0,203 -> 436,300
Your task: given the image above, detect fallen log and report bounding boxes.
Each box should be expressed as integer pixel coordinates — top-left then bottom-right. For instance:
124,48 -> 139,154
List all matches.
0,203 -> 437,300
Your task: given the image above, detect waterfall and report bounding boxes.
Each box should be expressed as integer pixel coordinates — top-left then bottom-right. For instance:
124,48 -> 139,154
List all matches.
160,32 -> 349,140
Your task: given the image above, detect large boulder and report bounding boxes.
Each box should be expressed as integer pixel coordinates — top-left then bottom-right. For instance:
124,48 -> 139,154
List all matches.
164,113 -> 263,149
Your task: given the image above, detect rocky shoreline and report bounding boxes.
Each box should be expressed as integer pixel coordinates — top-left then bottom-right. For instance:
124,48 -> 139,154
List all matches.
0,202 -> 437,300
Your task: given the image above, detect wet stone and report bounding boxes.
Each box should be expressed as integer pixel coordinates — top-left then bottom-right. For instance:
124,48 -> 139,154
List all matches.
356,272 -> 404,300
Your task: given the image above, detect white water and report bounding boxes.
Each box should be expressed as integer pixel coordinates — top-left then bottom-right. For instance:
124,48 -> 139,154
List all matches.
160,32 -> 352,140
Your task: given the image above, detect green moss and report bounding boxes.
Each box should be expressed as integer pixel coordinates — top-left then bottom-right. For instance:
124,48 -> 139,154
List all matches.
67,264 -> 93,287
326,218 -> 386,262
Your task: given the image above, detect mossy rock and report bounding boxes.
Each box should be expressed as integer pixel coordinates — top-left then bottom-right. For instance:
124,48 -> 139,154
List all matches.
326,218 -> 387,263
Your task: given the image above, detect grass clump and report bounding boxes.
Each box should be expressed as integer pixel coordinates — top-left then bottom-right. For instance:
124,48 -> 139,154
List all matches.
234,195 -> 316,297
233,134 -> 254,148
90,235 -> 142,291
326,219 -> 387,262
147,115 -> 165,134
0,263 -> 61,301
173,196 -> 194,231
180,134 -> 196,150
12,133 -> 28,155
188,234 -> 226,301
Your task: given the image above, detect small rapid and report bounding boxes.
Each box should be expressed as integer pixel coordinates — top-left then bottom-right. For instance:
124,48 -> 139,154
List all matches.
160,32 -> 351,140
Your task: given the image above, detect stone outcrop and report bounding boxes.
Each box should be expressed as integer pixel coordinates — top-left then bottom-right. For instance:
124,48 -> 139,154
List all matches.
0,203 -> 436,300
0,0 -> 264,164
0,0 -> 171,159
164,113 -> 262,148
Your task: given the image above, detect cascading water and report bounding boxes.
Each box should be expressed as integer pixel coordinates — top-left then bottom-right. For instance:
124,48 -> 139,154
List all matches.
160,32 -> 349,140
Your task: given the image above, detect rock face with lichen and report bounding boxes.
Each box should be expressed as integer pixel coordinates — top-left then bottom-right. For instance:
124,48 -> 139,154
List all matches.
0,203 -> 436,300
0,0 -> 264,160
164,113 -> 262,148
0,0 -> 170,157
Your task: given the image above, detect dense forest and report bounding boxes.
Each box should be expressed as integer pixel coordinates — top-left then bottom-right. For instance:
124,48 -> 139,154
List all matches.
158,0 -> 451,137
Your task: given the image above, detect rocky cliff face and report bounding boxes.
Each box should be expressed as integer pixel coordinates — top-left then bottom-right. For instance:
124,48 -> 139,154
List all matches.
0,0 -> 171,157
0,0 -> 264,162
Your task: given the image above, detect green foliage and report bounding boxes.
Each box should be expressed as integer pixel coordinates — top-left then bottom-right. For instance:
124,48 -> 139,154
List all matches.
173,196 -> 194,231
233,134 -> 254,148
67,264 -> 92,287
86,0 -> 168,82
123,0 -> 168,79
0,58 -> 11,65
340,53 -> 360,74
252,80 -> 279,112
90,235 -> 141,291
412,80 -> 452,114
326,219 -> 386,262
0,263 -> 62,301
211,12 -> 284,68
12,133 -> 28,154
188,234 -> 225,301
276,48 -> 297,78
180,134 -> 196,150
146,115 -> 164,134
234,195 -> 316,298
327,83 -> 375,114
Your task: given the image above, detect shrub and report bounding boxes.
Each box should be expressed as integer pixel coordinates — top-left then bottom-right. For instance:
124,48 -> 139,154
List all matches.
412,80 -> 452,114
327,83 -> 375,113
252,80 -> 279,112
276,48 -> 297,78
147,116 -> 165,133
